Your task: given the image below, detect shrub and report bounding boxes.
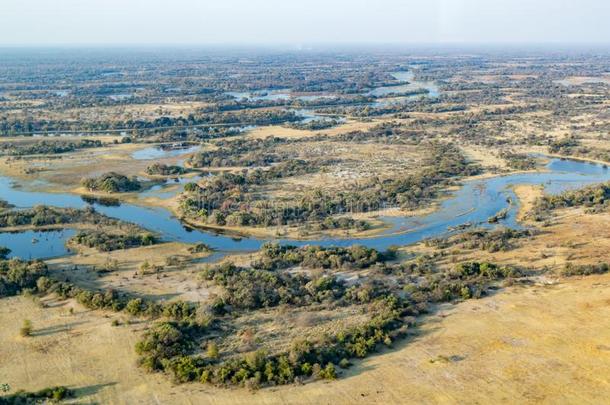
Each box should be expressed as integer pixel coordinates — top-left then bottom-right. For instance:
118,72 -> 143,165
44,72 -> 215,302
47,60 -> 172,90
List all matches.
562,262 -> 609,276
1,386 -> 72,402
206,341 -> 219,360
20,319 -> 32,337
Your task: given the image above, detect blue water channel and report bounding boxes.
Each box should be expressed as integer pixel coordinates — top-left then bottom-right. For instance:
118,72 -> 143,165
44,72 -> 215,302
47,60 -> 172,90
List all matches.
1,157 -> 608,260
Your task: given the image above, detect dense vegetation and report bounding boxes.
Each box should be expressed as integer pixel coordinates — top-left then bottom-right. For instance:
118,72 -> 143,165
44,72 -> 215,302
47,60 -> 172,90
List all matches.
180,141 -> 480,231
427,228 -> 534,252
69,229 -> 157,252
531,182 -> 610,220
0,205 -> 101,228
136,253 -> 521,388
146,163 -> 186,176
500,152 -> 537,171
36,276 -> 200,321
0,139 -> 103,156
81,172 -> 141,193
0,205 -> 136,229
188,136 -> 291,168
0,259 -> 47,297
251,243 -> 389,271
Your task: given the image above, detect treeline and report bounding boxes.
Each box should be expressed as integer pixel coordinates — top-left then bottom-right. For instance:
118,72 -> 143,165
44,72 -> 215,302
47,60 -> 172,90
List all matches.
0,139 -> 103,156
81,172 -> 141,193
531,182 -> 610,220
285,118 -> 342,131
0,205 -> 123,229
146,163 -> 185,176
179,160 -> 322,227
69,229 -> 157,252
200,262 -> 345,310
1,109 -> 302,136
251,243 -> 389,271
427,228 -> 533,253
36,276 -> 200,322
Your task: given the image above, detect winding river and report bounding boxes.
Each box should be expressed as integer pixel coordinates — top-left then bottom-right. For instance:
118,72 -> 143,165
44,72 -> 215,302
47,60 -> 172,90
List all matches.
1,157 -> 609,260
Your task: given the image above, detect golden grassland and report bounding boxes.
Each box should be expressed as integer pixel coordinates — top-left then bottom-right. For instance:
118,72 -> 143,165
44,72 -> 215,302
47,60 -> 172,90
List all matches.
2,272 -> 610,404
47,242 -> 215,303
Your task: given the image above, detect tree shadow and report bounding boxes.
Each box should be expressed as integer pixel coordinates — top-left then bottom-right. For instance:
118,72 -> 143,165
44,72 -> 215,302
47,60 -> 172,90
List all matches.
31,320 -> 88,337
71,382 -> 117,400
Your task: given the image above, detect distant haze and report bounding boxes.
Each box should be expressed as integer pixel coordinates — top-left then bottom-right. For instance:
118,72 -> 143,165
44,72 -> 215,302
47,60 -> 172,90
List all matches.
1,0 -> 609,46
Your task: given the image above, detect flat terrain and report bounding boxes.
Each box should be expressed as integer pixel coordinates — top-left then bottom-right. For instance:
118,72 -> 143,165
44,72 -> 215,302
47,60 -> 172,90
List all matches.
2,49 -> 610,403
2,273 -> 609,404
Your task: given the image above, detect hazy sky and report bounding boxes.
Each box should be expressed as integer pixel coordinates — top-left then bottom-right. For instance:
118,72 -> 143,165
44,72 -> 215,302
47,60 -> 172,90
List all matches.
1,0 -> 609,45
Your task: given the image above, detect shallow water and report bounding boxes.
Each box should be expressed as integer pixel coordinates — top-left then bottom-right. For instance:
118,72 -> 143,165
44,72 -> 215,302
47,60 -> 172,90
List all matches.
0,229 -> 75,260
131,145 -> 201,160
0,157 -> 609,259
367,71 -> 440,100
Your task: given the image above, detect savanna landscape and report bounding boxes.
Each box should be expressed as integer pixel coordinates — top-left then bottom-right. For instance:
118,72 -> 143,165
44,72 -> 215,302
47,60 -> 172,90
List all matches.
2,1 -> 610,404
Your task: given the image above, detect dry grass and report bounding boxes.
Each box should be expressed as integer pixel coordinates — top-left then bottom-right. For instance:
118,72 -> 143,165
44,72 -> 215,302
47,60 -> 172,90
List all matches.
245,120 -> 379,140
47,242 -> 214,303
3,274 -> 610,403
217,304 -> 370,358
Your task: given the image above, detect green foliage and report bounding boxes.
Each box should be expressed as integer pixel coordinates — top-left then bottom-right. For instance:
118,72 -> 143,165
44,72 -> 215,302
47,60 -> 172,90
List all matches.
500,152 -> 537,170
0,386 -> 71,403
206,341 -> 219,360
0,139 -> 102,156
135,322 -> 196,372
0,259 -> 47,297
146,163 -> 185,176
533,182 -> 610,219
252,243 -> 384,271
70,229 -> 157,252
0,205 -> 129,230
428,228 -> 533,253
81,172 -> 141,193
36,277 -> 198,321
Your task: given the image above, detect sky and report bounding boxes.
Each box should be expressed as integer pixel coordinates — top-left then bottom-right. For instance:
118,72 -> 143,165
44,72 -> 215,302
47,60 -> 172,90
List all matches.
1,0 -> 609,46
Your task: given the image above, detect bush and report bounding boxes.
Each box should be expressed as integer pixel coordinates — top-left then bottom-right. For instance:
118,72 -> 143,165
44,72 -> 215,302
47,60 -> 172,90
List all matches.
562,262 -> 609,276
1,386 -> 72,403
207,341 -> 219,360
0,247 -> 10,260
20,319 -> 32,337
